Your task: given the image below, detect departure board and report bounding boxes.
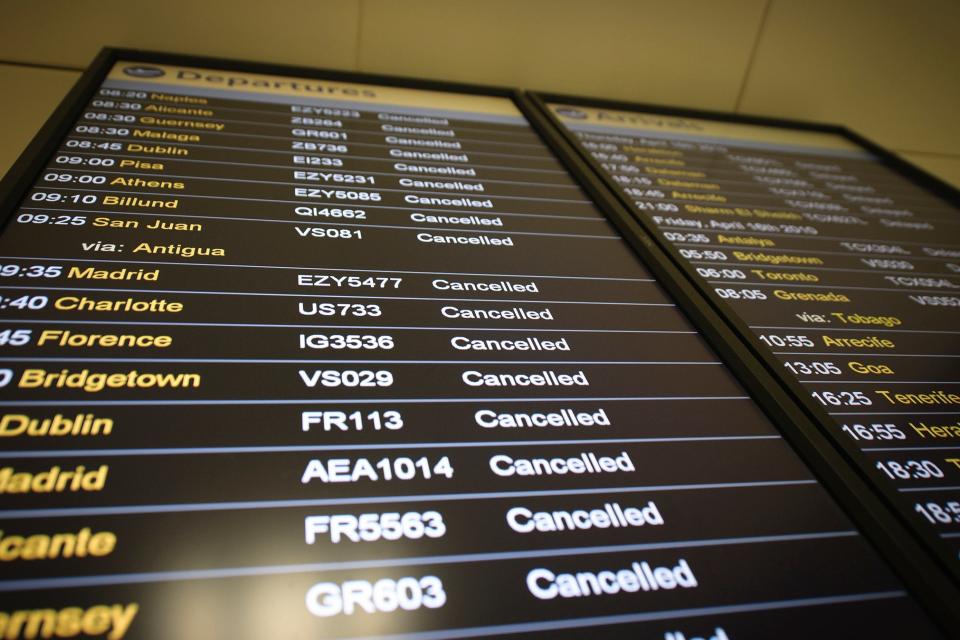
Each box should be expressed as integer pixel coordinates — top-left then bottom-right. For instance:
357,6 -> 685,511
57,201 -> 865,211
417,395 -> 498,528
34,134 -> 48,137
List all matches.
0,53 -> 947,639
545,100 -> 960,582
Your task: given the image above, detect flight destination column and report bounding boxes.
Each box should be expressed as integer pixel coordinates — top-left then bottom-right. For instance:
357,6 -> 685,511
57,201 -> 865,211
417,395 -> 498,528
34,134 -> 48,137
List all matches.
548,102 -> 960,572
0,63 -> 945,639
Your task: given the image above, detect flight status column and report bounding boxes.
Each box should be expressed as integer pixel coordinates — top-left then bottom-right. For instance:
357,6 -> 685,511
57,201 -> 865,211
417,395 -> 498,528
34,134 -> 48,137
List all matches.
0,61 -> 944,639
548,102 -> 960,574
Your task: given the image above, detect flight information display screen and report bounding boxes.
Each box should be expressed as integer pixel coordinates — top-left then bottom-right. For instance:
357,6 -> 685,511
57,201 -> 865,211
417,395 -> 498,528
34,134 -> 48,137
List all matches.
0,57 -> 944,639
547,101 -> 960,578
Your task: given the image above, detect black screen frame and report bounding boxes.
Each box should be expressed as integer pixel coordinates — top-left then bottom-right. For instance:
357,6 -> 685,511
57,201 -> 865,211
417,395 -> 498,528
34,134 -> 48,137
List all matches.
0,47 -> 957,633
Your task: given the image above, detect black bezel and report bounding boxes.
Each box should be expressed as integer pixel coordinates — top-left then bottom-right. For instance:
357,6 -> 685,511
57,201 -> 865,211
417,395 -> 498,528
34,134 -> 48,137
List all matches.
527,89 -> 960,621
0,47 -> 957,634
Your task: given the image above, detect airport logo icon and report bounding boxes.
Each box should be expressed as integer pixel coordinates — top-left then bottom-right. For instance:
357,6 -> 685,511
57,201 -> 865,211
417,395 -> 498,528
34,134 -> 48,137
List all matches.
123,65 -> 165,78
555,107 -> 588,120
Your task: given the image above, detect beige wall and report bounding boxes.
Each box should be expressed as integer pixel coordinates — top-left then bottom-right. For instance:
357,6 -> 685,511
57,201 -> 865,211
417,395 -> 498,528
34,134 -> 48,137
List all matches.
1,0 -> 958,187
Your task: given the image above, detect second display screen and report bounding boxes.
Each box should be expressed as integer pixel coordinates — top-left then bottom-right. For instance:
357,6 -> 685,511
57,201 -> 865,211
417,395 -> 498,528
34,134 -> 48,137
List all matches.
547,100 -> 960,581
